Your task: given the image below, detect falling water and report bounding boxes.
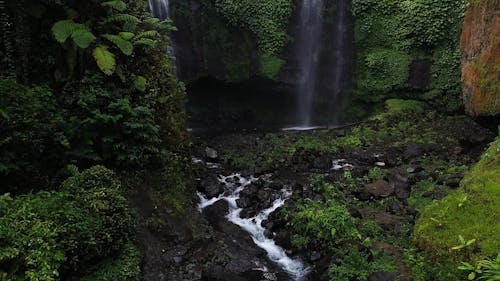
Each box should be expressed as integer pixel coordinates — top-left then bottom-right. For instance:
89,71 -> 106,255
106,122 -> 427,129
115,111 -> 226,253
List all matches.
148,0 -> 170,19
296,0 -> 325,127
329,0 -> 352,124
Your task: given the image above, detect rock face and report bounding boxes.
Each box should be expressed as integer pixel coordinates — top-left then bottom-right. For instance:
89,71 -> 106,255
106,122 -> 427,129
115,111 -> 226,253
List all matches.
461,1 -> 500,117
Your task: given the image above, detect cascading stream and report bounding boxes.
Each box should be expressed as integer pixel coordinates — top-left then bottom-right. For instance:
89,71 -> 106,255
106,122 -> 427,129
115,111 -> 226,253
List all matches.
198,174 -> 309,281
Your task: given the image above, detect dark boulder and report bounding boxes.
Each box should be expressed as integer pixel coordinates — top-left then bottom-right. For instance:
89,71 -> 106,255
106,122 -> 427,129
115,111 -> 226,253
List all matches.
368,272 -> 396,281
363,179 -> 394,198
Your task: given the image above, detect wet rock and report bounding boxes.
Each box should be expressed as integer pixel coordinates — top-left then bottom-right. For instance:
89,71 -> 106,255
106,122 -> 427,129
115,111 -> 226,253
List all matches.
364,179 -> 394,198
203,180 -> 224,198
348,206 -> 363,218
205,147 -> 218,160
368,272 -> 396,281
406,165 -> 423,174
257,189 -> 272,203
386,202 -> 403,214
403,142 -> 423,159
388,171 -> 411,200
203,200 -> 229,228
310,251 -> 322,261
236,197 -> 252,208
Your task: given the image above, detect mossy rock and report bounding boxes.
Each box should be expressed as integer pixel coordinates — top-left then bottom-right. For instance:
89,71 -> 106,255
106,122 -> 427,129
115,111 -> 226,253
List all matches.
415,137 -> 500,261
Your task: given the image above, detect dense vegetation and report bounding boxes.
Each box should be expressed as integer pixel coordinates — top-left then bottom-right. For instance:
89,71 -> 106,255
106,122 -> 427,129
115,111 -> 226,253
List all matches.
347,0 -> 467,119
1,0 -> 191,279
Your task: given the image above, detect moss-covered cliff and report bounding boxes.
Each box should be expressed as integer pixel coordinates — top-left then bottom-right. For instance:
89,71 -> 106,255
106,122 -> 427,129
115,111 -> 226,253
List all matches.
461,0 -> 500,117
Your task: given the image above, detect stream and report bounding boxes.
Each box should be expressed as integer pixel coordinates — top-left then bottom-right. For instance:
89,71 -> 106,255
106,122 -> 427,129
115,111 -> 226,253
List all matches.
197,172 -> 309,281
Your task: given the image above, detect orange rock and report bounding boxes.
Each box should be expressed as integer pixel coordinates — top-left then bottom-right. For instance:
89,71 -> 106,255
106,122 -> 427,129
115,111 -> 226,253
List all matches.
461,1 -> 500,116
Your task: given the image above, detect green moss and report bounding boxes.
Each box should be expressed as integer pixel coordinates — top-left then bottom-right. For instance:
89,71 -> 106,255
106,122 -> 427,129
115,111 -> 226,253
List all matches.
415,137 -> 500,262
384,99 -> 425,115
259,53 -> 285,80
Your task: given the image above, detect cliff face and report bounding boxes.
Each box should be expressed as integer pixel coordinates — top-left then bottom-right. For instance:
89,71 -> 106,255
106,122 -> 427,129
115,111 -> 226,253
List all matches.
461,1 -> 500,117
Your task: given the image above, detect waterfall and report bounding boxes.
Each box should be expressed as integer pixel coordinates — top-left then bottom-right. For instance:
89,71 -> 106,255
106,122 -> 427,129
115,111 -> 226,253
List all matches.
148,0 -> 170,19
294,0 -> 354,127
329,0 -> 352,124
296,0 -> 325,127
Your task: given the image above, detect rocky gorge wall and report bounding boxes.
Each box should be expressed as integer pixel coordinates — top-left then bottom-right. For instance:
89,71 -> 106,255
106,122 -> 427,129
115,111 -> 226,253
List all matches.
461,0 -> 500,117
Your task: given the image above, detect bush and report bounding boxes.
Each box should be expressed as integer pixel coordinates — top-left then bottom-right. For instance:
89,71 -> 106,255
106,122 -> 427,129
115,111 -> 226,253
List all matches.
0,79 -> 67,189
329,248 -> 397,281
287,199 -> 360,248
0,166 -> 136,281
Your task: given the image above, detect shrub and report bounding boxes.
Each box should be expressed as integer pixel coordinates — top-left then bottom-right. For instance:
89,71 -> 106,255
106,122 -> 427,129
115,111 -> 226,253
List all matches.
0,166 -> 136,280
329,248 -> 397,281
288,199 -> 360,248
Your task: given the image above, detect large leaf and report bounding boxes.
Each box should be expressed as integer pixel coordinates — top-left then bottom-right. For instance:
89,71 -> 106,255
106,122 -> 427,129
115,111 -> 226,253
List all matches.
93,46 -> 116,76
133,38 -> 157,48
71,29 -> 96,48
134,76 -> 147,92
102,34 -> 133,56
51,20 -> 85,43
118,32 -> 135,40
101,0 -> 127,11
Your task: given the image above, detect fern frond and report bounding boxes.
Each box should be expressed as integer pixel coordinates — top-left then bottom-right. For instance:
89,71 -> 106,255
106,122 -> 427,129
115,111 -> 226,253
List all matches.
71,29 -> 96,48
119,32 -> 135,40
51,20 -> 85,43
93,46 -> 116,76
101,0 -> 127,11
103,14 -> 139,24
133,38 -> 157,48
136,30 -> 159,39
145,18 -> 160,25
102,34 -> 134,56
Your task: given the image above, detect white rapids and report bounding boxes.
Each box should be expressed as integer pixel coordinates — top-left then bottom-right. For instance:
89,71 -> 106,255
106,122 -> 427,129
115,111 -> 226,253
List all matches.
198,174 -> 309,280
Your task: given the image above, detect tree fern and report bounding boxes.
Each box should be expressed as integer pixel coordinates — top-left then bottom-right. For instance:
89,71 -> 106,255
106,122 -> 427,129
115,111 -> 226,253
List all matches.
51,20 -> 86,43
71,29 -> 96,48
102,34 -> 133,56
93,46 -> 116,76
100,0 -> 127,12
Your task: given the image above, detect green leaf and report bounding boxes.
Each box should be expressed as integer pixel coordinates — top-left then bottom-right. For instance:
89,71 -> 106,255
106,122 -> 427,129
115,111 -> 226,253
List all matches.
136,30 -> 159,39
468,272 -> 475,280
134,76 -> 147,92
104,14 -> 139,24
133,38 -> 157,48
118,32 -> 135,40
102,34 -> 133,56
51,20 -> 85,43
92,46 -> 116,76
71,29 -> 96,48
101,0 -> 127,11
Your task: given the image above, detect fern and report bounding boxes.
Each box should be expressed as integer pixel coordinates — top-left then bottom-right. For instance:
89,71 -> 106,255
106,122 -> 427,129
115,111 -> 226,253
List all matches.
51,20 -> 85,43
119,32 -> 135,41
71,29 -> 96,48
93,46 -> 116,76
104,14 -> 139,24
133,38 -> 157,48
102,34 -> 133,56
134,76 -> 147,92
136,30 -> 159,39
100,0 -> 127,11
144,18 -> 160,25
